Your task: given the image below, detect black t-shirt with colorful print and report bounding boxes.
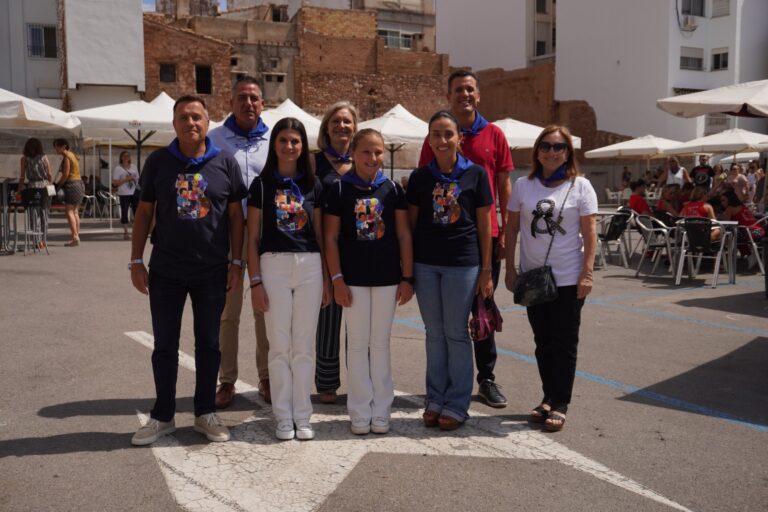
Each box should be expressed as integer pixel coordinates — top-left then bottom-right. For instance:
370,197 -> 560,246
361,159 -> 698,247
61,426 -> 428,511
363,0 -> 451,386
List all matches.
406,164 -> 493,267
247,175 -> 322,255
324,179 -> 407,287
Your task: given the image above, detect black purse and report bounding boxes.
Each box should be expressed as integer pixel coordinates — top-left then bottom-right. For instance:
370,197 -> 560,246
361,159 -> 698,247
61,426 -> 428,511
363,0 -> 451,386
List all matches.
513,179 -> 574,307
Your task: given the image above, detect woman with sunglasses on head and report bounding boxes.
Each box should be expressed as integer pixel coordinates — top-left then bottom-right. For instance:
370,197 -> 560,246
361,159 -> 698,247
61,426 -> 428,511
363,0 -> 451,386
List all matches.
504,125 -> 597,432
324,128 -> 413,435
113,151 -> 141,240
246,117 -> 331,441
314,101 -> 358,405
407,111 -> 493,431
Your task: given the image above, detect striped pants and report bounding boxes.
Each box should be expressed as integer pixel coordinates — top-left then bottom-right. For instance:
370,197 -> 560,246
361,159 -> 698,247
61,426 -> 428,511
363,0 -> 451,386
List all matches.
315,298 -> 343,393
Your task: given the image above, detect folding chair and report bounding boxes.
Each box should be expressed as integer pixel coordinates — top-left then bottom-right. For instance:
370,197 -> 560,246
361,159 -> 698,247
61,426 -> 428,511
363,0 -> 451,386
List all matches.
634,215 -> 675,277
598,212 -> 632,268
737,217 -> 766,275
674,218 -> 729,288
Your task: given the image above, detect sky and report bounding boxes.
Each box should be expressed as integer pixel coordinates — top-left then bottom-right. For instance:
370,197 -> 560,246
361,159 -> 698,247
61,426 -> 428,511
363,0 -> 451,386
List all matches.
142,0 -> 227,11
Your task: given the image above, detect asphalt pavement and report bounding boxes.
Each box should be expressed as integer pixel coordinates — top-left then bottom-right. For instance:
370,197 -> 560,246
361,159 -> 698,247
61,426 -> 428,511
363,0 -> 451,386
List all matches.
0,214 -> 766,512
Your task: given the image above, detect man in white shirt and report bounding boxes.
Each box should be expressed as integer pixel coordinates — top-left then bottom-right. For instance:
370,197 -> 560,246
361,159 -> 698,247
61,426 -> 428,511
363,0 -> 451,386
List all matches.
208,76 -> 272,408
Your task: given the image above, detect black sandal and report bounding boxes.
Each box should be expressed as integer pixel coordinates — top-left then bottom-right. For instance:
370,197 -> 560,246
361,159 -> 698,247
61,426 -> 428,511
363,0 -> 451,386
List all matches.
529,405 -> 550,424
544,411 -> 566,432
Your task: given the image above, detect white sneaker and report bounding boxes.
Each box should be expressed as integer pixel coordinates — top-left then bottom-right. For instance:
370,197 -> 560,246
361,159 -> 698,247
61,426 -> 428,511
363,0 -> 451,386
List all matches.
194,413 -> 230,442
131,417 -> 175,446
295,420 -> 315,440
275,420 -> 295,440
350,418 -> 371,435
371,417 -> 390,434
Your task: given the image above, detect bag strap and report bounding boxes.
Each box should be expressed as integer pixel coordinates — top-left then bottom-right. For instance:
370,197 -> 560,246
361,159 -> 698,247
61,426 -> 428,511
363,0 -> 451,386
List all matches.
542,178 -> 576,266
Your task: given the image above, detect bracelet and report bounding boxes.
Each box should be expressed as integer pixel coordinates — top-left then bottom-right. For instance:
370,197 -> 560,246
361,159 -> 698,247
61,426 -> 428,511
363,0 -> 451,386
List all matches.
401,276 -> 415,285
331,273 -> 344,281
249,275 -> 262,284
231,259 -> 243,267
128,258 -> 143,270
249,281 -> 263,289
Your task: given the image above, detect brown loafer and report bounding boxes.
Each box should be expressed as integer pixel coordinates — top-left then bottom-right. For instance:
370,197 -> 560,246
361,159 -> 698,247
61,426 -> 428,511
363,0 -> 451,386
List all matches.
423,410 -> 440,428
438,415 -> 462,431
259,379 -> 271,404
214,382 -> 236,409
319,391 -> 337,404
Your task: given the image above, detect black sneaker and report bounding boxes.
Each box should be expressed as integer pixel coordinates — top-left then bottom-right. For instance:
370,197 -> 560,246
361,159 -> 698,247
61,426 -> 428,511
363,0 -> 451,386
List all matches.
478,380 -> 507,408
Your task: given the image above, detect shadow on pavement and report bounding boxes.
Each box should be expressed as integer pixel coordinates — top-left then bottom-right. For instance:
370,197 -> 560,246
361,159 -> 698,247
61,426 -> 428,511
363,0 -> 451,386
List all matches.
0,432 -> 133,458
618,337 -> 768,427
38,397 -> 194,418
676,291 -> 768,317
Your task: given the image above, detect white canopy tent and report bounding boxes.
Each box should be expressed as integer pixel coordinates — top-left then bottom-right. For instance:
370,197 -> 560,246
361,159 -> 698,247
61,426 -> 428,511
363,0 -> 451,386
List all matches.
664,128 -> 768,156
585,135 -> 681,160
261,99 -> 321,149
359,104 -> 428,177
656,79 -> 768,118
492,118 -> 582,150
0,88 -> 81,131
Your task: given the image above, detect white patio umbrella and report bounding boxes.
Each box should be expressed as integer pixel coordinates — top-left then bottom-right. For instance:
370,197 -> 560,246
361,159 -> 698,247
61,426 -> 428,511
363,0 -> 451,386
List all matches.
260,99 -> 321,149
656,79 -> 768,118
149,91 -> 176,111
664,128 -> 768,156
585,135 -> 681,160
0,87 -> 81,131
493,118 -> 582,149
359,104 -> 428,178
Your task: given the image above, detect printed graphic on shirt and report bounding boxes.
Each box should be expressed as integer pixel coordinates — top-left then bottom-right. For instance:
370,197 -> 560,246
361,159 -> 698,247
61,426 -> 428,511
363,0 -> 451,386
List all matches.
354,198 -> 385,241
432,182 -> 462,224
275,189 -> 308,232
176,173 -> 210,220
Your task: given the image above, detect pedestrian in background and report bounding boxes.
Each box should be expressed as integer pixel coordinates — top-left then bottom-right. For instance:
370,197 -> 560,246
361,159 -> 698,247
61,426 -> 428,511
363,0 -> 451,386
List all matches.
53,138 -> 84,246
18,137 -> 52,246
324,128 -> 413,435
314,101 -> 358,405
504,125 -> 597,432
408,111 -> 493,431
247,117 -> 330,441
113,151 -> 140,240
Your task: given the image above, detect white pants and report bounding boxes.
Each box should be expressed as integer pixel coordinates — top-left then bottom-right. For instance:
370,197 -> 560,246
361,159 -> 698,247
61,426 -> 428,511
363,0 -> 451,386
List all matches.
261,252 -> 323,423
345,285 -> 398,421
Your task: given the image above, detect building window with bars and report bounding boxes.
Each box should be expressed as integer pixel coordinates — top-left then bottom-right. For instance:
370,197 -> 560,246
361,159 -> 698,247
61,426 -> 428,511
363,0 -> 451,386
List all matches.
27,24 -> 57,58
378,30 -> 412,49
159,64 -> 176,83
711,48 -> 728,71
536,0 -> 547,14
681,0 -> 705,17
680,46 -> 704,70
196,65 -> 212,95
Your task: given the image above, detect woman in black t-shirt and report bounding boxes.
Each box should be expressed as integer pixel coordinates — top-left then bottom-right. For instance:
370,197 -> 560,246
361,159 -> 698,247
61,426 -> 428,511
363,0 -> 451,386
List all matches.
314,101 -> 358,405
246,117 -> 331,442
406,111 -> 493,431
324,129 -> 414,435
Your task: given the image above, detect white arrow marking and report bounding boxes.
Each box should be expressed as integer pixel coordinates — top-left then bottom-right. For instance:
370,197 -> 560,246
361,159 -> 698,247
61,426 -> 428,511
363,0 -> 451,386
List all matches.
126,330 -> 692,512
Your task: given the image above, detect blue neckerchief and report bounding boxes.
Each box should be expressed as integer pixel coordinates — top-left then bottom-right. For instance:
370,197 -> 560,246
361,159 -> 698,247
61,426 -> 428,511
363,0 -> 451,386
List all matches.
537,163 -> 568,185
273,169 -> 305,202
324,145 -> 351,164
427,154 -> 473,184
224,114 -> 269,142
167,137 -> 221,168
341,169 -> 388,191
460,112 -> 489,137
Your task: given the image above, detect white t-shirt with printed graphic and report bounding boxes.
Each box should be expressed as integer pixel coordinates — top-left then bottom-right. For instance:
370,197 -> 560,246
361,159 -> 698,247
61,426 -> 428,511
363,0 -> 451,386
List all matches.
508,176 -> 598,287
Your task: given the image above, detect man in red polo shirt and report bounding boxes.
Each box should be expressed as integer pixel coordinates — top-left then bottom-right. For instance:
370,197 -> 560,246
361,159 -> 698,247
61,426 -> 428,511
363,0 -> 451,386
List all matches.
419,70 -> 514,408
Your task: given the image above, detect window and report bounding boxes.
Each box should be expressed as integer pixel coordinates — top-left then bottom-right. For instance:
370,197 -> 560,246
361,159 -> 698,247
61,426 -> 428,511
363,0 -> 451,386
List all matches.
270,58 -> 279,70
704,113 -> 730,135
681,0 -> 704,16
230,58 -> 238,66
536,0 -> 547,14
711,48 -> 728,70
378,30 -> 412,49
712,0 -> 729,17
27,24 -> 57,58
159,64 -> 176,82
195,65 -> 212,95
535,40 -> 547,56
680,46 -> 704,70
264,73 -> 285,83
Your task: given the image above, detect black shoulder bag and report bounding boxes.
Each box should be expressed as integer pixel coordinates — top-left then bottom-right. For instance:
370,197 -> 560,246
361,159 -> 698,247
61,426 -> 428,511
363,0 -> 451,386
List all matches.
513,179 -> 575,307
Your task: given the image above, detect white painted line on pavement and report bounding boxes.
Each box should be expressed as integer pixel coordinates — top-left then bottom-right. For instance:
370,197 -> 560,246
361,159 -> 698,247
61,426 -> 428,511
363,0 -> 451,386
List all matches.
126,330 -> 693,512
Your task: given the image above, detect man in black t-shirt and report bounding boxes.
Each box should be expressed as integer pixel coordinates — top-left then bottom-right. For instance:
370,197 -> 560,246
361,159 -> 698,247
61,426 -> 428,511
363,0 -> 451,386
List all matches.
129,95 -> 247,446
690,154 -> 714,191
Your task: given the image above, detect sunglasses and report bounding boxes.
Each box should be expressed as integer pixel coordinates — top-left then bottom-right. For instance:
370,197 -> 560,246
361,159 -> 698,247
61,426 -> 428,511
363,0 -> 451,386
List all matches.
538,142 -> 568,153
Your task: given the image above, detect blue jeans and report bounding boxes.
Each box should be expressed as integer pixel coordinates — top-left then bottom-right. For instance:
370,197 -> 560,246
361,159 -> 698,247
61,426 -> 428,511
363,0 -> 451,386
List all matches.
148,268 -> 227,422
414,263 -> 479,422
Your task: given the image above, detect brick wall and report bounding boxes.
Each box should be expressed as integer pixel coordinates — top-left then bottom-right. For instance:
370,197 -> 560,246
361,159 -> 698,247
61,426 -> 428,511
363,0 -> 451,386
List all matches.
298,7 -> 377,39
476,64 -> 557,129
143,19 -> 231,121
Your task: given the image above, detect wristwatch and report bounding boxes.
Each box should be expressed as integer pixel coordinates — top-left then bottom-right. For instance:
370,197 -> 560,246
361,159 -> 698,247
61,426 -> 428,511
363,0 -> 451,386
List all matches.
231,259 -> 244,267
128,258 -> 144,270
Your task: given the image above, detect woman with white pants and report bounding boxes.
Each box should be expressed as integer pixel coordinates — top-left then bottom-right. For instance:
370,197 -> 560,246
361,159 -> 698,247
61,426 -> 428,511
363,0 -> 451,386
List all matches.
247,117 -> 330,441
324,129 -> 414,435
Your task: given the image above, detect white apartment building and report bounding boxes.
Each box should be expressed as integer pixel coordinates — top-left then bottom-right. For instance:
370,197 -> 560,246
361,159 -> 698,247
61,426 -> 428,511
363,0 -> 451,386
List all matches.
0,0 -> 145,110
555,0 -> 768,140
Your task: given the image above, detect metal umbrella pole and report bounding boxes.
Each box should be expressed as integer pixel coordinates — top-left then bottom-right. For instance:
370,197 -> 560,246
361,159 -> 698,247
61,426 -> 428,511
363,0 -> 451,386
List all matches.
387,142 -> 405,180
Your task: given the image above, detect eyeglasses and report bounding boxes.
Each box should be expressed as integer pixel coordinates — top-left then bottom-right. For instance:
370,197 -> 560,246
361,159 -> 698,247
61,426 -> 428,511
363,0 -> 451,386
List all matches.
538,142 -> 568,153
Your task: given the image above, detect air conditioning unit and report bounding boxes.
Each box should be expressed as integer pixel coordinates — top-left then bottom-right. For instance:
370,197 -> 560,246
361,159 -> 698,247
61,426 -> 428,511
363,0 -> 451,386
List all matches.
682,15 -> 698,31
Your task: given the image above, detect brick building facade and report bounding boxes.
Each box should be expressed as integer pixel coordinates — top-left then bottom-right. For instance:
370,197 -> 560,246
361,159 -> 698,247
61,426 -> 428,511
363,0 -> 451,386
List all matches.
143,17 -> 231,120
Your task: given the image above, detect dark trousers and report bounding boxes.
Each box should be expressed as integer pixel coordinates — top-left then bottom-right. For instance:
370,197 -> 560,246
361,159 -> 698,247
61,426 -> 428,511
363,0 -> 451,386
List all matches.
473,237 -> 501,383
525,285 -> 585,411
315,297 -> 343,392
119,191 -> 139,225
148,269 -> 227,422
